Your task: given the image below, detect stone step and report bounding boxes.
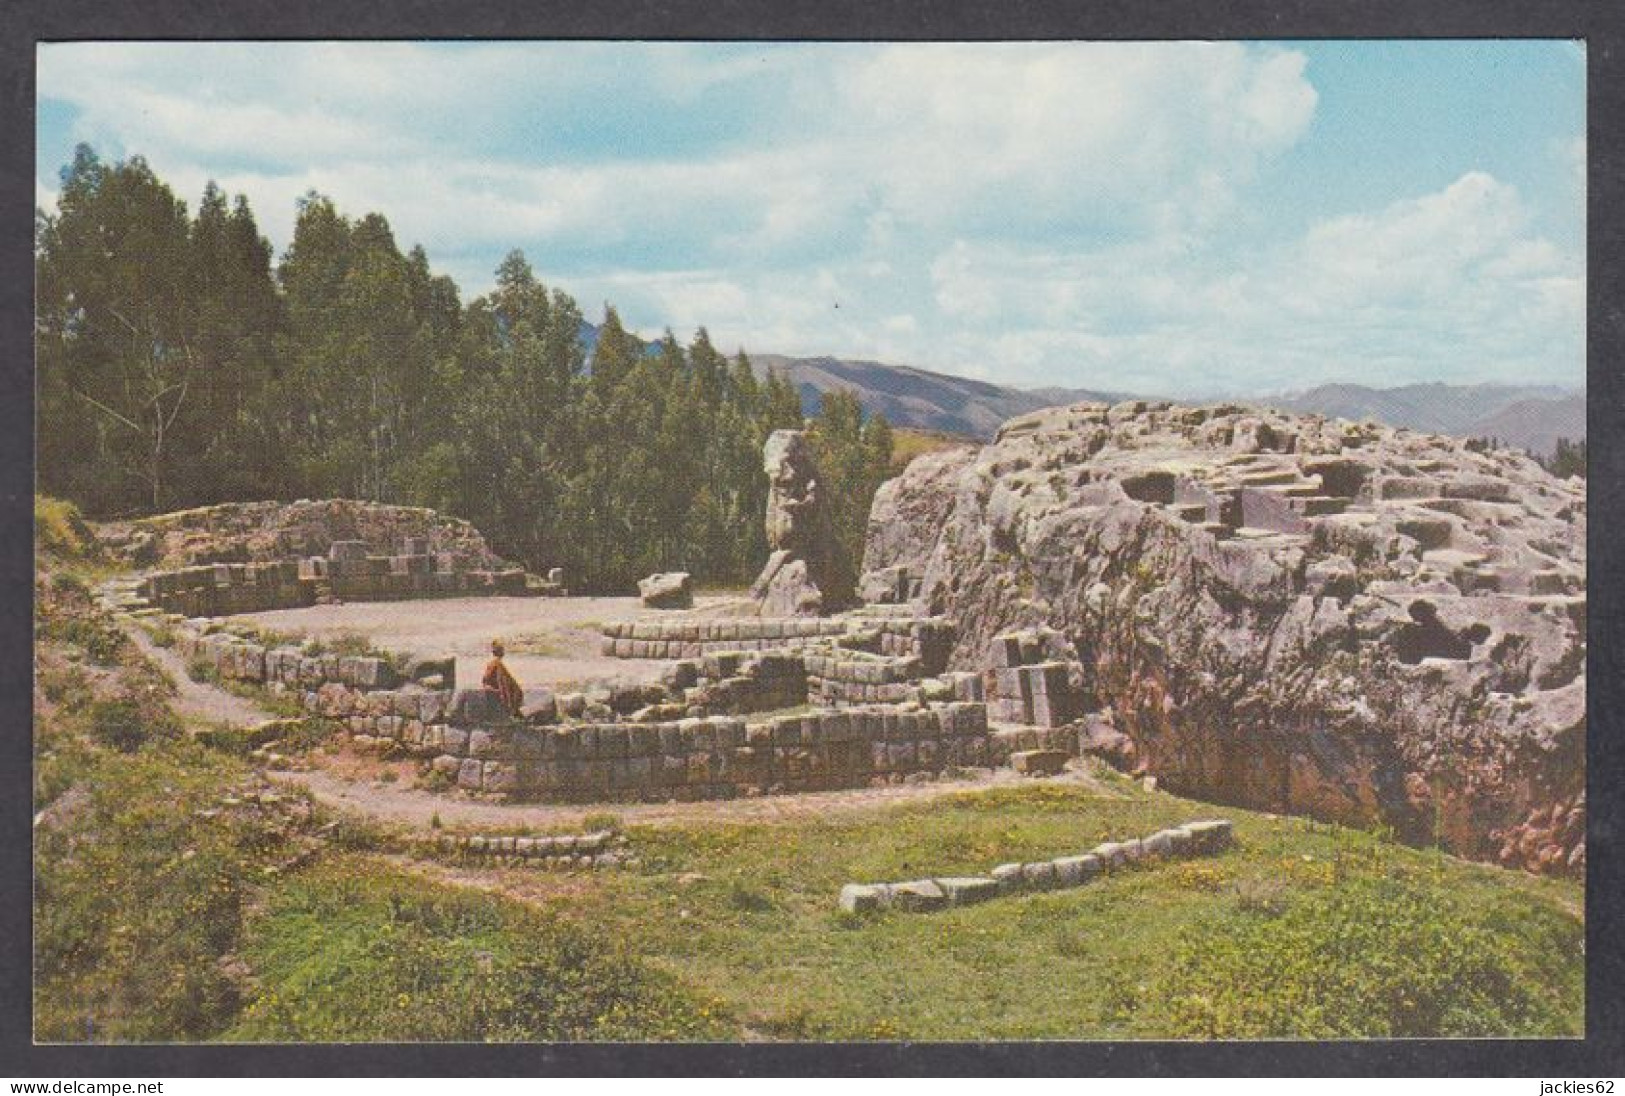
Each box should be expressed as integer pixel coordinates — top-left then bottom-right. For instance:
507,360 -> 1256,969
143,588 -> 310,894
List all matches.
1292,495 -> 1350,516
1236,469 -> 1301,487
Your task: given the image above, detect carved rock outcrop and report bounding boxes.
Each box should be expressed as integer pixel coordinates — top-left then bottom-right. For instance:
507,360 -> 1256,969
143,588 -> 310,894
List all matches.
750,429 -> 854,615
865,400 -> 1586,874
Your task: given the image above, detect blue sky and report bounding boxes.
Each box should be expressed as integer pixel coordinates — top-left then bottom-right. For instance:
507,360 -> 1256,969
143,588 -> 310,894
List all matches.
36,40 -> 1584,396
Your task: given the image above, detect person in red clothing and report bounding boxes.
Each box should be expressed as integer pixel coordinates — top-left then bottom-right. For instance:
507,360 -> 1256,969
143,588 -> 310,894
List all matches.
482,640 -> 524,718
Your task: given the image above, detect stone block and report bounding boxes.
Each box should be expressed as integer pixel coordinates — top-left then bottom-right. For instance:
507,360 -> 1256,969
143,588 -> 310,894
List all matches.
991,862 -> 1025,892
484,762 -> 520,794
1185,819 -> 1234,854
639,571 -> 694,609
1022,861 -> 1059,890
936,877 -> 1001,907
989,633 -> 1024,669
1093,841 -> 1126,869
839,884 -> 887,913
890,879 -> 948,913
1053,855 -> 1100,888
1010,749 -> 1069,776
457,757 -> 484,790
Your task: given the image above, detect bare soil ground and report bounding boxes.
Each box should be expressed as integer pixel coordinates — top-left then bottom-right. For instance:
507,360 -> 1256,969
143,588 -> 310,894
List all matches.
271,762 -> 1119,833
237,593 -> 744,700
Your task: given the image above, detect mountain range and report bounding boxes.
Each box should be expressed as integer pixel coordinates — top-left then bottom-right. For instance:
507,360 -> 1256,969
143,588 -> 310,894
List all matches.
748,353 -> 1128,441
1264,382 -> 1584,455
581,324 -> 1582,456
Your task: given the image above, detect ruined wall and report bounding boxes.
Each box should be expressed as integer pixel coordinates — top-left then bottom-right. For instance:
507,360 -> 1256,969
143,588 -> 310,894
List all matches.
170,612 -> 994,803
416,701 -> 991,800
99,498 -> 507,570
135,549 -> 528,618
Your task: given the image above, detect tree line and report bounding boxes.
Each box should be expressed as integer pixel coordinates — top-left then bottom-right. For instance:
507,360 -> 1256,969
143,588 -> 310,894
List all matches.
35,145 -> 895,592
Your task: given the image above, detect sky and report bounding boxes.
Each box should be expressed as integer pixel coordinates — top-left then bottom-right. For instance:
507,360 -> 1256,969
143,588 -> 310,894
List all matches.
35,40 -> 1586,397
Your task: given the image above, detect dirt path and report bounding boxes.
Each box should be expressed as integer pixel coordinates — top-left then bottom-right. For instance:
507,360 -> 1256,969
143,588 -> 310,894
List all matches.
126,624 -> 275,728
271,764 -> 1119,833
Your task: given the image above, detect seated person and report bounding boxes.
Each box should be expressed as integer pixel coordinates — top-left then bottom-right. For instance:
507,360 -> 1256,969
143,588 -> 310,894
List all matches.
481,639 -> 524,718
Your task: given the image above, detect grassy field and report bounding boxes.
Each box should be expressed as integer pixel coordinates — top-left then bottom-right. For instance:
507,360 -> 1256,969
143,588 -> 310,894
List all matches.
425,780 -> 1583,1040
32,502 -> 1586,1042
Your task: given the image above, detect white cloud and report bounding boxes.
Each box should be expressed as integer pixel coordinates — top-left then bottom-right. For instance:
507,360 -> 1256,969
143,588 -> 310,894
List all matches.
35,42 -> 1580,396
897,172 -> 1582,394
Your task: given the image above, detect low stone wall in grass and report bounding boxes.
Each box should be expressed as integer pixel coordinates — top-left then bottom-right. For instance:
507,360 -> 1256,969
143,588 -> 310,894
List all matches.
420,828 -> 631,869
839,819 -> 1234,913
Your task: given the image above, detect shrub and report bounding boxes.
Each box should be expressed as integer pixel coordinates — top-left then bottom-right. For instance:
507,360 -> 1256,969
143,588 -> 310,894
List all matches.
581,812 -> 622,833
35,496 -> 100,561
53,615 -> 126,666
87,697 -> 156,752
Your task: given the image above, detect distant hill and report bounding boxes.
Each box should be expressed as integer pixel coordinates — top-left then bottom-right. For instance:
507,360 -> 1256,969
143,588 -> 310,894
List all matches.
1458,393 -> 1586,458
581,322 -> 1581,455
1266,383 -> 1584,457
749,353 -> 1126,440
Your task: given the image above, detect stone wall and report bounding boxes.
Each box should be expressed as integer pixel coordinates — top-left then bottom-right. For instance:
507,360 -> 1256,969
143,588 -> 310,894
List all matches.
600,617 -> 851,659
136,551 -> 529,618
175,625 -> 454,696
418,701 -> 991,800
142,561 -> 314,617
660,651 -> 808,716
804,650 -> 928,707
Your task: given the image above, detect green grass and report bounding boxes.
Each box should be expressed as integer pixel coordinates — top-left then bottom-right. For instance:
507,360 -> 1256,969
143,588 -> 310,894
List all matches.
223,857 -> 727,1043
34,739 -> 272,1041
501,781 -> 1583,1041
35,559 -> 722,1045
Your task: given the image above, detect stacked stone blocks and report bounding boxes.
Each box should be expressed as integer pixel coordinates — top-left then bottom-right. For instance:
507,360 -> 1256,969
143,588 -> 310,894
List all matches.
986,628 -> 1086,728
422,700 -> 991,800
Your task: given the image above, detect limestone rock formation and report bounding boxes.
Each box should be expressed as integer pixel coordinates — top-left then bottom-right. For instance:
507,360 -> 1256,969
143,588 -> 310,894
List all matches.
750,429 -> 854,615
866,400 -> 1586,874
859,445 -> 976,604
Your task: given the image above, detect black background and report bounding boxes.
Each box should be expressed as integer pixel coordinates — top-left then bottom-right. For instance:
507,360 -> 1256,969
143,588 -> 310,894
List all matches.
1,0 -> 1620,1077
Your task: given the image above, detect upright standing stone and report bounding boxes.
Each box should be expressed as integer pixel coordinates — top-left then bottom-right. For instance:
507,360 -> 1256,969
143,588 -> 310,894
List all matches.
749,430 -> 855,615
